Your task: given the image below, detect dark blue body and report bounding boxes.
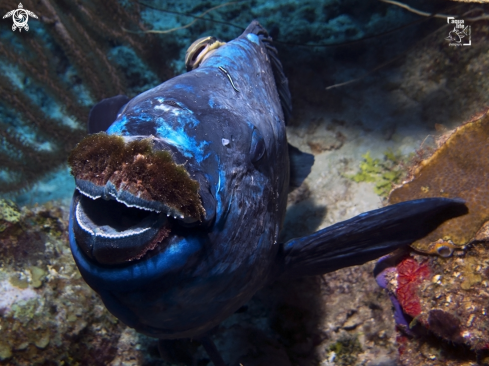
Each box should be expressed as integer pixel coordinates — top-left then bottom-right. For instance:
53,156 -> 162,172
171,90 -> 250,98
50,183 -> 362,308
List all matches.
69,21 -> 467,346
70,28 -> 289,339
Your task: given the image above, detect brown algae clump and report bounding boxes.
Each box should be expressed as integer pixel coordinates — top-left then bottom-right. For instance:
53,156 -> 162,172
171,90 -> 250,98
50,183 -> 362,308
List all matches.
68,133 -> 205,220
389,110 -> 489,254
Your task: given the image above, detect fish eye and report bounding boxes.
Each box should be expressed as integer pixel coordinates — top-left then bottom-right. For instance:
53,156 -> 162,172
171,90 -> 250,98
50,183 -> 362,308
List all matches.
185,36 -> 226,72
250,128 -> 266,163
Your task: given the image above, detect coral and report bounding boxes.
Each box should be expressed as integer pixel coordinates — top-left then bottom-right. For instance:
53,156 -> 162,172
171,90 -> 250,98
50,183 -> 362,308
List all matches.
68,133 -> 204,219
0,202 -> 134,365
0,0 -> 177,194
328,335 -> 363,366
378,242 -> 489,364
373,109 -> 489,364
389,109 -> 489,254
395,257 -> 430,318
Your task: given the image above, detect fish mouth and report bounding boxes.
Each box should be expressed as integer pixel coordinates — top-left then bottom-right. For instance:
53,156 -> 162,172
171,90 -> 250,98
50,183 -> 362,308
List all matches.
69,133 -> 215,265
72,191 -> 172,265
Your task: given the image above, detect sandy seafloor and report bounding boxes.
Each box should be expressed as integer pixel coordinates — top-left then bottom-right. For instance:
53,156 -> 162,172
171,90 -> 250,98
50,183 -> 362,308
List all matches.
1,0 -> 489,365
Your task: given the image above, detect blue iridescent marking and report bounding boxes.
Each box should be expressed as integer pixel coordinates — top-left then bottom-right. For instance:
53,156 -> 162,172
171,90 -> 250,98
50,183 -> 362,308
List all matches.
107,115 -> 129,135
154,117 -> 209,163
246,33 -> 260,45
171,84 -> 195,94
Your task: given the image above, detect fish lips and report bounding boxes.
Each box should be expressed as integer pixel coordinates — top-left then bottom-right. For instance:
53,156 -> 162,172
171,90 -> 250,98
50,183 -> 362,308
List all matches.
71,138 -> 216,266
72,191 -> 170,265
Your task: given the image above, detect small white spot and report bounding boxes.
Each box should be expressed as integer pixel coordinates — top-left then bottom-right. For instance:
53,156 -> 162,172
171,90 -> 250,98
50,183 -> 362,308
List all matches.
222,138 -> 230,146
246,33 -> 260,45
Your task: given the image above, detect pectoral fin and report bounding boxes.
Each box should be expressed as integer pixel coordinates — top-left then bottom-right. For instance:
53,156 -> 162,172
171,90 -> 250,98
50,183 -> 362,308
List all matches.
88,95 -> 130,134
288,143 -> 314,188
276,198 -> 467,280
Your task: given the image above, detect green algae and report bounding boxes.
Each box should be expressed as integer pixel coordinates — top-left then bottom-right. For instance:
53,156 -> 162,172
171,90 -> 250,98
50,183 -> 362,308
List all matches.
461,256 -> 482,290
11,298 -> 42,324
29,266 -> 47,288
328,335 -> 362,366
0,341 -> 12,361
0,199 -> 21,232
9,273 -> 29,289
346,150 -> 406,197
0,199 -> 21,224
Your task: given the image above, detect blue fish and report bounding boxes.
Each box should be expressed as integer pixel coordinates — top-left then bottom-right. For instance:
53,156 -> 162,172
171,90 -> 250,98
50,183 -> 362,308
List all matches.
68,21 -> 466,365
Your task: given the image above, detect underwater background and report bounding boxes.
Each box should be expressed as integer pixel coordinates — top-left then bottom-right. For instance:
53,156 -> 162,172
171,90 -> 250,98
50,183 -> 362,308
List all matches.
1,0 -> 489,365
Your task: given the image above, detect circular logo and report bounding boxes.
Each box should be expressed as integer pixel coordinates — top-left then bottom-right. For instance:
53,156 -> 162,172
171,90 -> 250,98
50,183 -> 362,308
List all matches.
12,8 -> 29,30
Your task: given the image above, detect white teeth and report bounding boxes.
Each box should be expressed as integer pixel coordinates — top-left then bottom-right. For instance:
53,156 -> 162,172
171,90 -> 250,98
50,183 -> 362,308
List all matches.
77,187 -> 101,200
76,201 -> 150,238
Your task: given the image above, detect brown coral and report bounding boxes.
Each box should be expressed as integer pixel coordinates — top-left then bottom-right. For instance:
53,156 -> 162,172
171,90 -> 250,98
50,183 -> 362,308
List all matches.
389,109 -> 489,254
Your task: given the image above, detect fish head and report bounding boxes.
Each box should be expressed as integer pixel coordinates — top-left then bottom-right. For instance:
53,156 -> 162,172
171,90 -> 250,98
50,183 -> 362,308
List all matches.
69,85 -> 280,270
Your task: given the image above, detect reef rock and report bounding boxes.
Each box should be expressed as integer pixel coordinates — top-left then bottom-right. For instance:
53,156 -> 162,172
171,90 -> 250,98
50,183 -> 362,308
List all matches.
376,109 -> 489,365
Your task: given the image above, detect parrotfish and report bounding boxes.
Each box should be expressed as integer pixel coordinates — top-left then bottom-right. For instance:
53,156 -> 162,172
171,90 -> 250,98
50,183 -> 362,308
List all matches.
68,21 -> 466,365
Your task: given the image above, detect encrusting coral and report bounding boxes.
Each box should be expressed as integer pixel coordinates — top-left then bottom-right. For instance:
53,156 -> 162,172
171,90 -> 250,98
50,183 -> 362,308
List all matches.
389,109 -> 489,255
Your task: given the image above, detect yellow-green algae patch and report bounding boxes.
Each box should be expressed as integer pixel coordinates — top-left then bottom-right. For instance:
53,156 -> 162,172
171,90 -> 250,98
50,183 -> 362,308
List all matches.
346,150 -> 407,197
0,199 -> 21,224
0,199 -> 21,233
389,110 -> 489,254
68,132 -> 205,220
29,266 -> 47,288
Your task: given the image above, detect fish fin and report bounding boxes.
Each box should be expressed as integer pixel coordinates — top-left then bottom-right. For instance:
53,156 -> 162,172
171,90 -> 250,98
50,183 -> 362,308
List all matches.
276,198 -> 467,280
288,143 -> 314,188
243,20 -> 292,124
88,95 -> 130,134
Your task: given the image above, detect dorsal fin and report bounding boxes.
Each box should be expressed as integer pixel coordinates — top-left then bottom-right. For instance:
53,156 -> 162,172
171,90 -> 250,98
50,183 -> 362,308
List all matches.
88,95 -> 130,134
242,20 -> 292,124
288,143 -> 314,188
